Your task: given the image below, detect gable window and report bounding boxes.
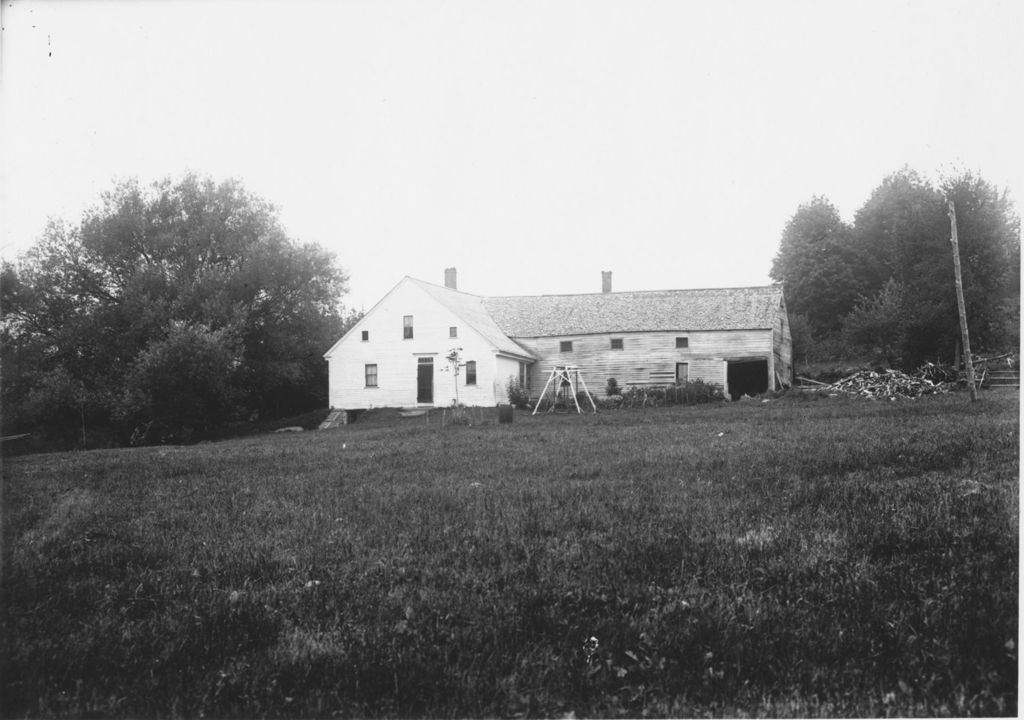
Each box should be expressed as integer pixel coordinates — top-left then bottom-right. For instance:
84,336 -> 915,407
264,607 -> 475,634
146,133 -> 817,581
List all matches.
676,337 -> 689,349
403,315 -> 414,339
560,340 -> 573,352
365,363 -> 378,387
450,326 -> 458,338
361,330 -> 369,342
610,338 -> 624,350
465,360 -> 477,385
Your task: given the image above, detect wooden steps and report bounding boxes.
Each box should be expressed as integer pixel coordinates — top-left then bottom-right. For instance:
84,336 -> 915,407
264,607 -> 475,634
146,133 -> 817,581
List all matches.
985,367 -> 1019,388
318,410 -> 348,429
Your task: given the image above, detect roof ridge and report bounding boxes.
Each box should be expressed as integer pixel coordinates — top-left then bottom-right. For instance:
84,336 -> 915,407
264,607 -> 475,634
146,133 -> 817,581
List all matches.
407,276 -> 485,298
483,285 -> 780,300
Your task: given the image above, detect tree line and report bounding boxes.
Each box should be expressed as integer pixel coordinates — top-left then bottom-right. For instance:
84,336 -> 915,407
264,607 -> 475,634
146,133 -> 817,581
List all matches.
3,169 -> 1018,449
770,168 -> 1020,369
1,175 -> 360,449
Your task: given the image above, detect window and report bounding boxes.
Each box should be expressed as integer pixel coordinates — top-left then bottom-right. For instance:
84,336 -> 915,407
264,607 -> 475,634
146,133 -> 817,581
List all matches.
519,361 -> 527,387
403,315 -> 414,339
560,340 -> 573,352
610,338 -> 624,350
676,337 -> 689,348
449,326 -> 458,338
361,330 -> 369,342
465,360 -> 477,385
365,364 -> 378,387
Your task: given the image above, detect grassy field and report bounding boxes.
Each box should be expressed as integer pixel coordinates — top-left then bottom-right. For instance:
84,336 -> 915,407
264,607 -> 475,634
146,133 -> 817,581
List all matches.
2,391 -> 1018,717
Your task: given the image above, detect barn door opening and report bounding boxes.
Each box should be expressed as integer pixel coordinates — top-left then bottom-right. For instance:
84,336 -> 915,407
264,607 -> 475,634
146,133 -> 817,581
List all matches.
726,359 -> 768,400
417,358 -> 434,404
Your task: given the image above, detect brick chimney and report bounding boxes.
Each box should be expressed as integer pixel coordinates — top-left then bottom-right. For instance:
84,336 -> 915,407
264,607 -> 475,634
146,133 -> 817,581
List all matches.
444,267 -> 457,290
601,271 -> 612,293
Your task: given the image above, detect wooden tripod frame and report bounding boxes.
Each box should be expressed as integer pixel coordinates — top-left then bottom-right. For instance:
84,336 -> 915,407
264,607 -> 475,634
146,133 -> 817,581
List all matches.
532,365 -> 597,415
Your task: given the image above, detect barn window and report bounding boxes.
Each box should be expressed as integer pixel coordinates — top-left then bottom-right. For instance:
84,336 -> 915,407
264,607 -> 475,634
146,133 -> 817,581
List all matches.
449,326 -> 458,338
560,340 -> 573,352
465,360 -> 477,385
365,364 -> 378,387
610,338 -> 624,350
676,337 -> 689,348
403,315 -> 414,339
361,330 -> 369,341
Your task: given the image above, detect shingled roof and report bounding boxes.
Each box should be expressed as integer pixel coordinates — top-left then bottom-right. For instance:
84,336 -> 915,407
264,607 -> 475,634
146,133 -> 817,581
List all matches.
408,278 -> 536,358
481,286 -> 784,337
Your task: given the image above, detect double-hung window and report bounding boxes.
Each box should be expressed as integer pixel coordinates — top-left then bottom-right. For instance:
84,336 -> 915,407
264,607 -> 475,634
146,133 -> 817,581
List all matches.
403,316 -> 414,339
465,360 -> 477,385
365,363 -> 378,387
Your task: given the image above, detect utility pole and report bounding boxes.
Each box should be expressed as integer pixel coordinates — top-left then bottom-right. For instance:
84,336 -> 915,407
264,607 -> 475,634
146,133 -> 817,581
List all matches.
947,199 -> 978,402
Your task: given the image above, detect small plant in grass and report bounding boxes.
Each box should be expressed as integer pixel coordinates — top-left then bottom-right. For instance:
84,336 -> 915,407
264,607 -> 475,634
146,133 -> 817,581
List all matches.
605,377 -> 621,396
444,401 -> 472,426
441,347 -> 466,404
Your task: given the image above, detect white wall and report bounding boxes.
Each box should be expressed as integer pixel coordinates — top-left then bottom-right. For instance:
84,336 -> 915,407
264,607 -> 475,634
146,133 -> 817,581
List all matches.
327,280 -> 514,409
494,355 -> 524,405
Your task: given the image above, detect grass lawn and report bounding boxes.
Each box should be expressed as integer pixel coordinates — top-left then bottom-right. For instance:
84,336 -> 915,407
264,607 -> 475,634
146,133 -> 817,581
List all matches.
1,391 -> 1018,717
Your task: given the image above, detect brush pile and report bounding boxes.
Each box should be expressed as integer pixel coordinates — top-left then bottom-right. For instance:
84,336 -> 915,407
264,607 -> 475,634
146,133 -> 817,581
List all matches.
824,368 -> 951,399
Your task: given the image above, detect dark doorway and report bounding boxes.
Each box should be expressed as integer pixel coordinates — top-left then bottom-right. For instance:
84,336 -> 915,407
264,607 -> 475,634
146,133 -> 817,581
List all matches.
417,358 -> 434,404
676,362 -> 689,384
727,359 -> 768,400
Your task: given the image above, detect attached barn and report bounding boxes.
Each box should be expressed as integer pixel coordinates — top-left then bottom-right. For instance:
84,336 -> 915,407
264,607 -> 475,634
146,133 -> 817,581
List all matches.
323,269 -> 792,411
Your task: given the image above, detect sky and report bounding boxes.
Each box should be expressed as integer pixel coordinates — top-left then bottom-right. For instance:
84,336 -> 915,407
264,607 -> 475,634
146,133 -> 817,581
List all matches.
2,0 -> 1022,312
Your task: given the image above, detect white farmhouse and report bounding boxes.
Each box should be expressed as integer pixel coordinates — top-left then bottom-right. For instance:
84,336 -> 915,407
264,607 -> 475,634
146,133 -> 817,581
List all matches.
324,268 -> 792,413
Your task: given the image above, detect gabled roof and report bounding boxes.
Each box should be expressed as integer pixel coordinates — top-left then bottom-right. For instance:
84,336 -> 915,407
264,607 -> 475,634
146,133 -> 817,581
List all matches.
407,278 -> 536,359
482,286 -> 784,337
325,279 -> 785,360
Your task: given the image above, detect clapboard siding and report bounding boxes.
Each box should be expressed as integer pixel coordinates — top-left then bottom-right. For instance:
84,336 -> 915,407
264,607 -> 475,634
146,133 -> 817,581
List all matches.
773,300 -> 793,385
327,280 -> 514,409
513,329 -> 773,397
326,277 -> 793,408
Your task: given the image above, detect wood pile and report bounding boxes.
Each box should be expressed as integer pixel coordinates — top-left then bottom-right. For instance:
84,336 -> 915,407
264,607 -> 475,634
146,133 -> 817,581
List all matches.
823,369 -> 951,399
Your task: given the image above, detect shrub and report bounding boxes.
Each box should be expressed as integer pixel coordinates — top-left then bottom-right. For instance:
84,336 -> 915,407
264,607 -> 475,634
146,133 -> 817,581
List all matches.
621,380 -> 725,408
667,378 -> 725,404
505,376 -> 531,409
595,395 -> 623,410
605,377 -> 620,396
575,390 -> 597,411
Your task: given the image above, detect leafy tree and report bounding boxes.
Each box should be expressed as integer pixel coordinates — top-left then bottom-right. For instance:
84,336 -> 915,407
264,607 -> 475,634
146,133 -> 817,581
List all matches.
939,171 -> 1020,353
843,278 -> 908,366
851,168 -> 947,291
774,168 -> 1020,369
851,168 -> 1020,365
769,197 -> 866,334
120,322 -> 242,443
2,175 -> 349,445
